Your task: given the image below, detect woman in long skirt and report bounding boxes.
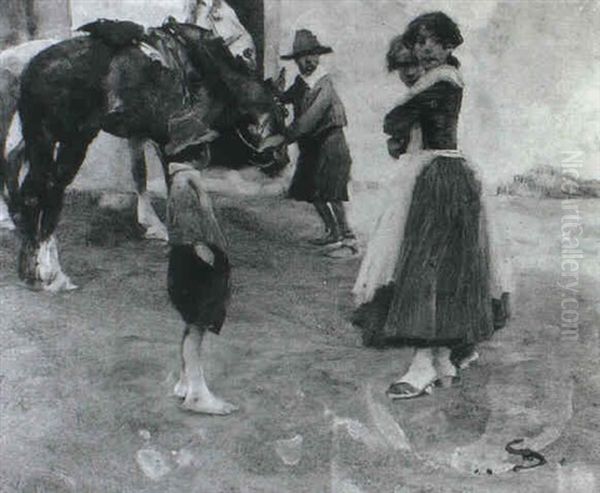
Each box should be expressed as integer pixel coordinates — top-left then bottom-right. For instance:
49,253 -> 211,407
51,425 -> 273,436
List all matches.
354,13 -> 495,399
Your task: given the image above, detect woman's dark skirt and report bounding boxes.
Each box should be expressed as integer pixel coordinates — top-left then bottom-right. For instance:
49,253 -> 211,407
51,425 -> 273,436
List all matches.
167,244 -> 231,334
288,127 -> 351,202
353,156 -> 493,348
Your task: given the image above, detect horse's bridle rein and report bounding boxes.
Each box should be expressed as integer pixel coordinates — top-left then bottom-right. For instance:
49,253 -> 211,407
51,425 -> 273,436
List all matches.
234,127 -> 280,169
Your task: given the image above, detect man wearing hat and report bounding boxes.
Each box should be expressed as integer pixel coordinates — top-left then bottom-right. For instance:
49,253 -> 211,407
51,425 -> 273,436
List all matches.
277,29 -> 355,250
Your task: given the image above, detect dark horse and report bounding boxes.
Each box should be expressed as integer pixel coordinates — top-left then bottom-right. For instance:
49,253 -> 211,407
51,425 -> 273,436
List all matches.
15,19 -> 288,291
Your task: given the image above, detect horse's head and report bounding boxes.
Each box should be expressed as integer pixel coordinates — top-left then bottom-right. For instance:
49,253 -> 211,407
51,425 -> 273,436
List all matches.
232,81 -> 290,176
161,20 -> 290,175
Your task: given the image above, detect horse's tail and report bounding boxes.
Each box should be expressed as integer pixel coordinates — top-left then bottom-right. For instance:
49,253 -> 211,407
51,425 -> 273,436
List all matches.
77,19 -> 145,49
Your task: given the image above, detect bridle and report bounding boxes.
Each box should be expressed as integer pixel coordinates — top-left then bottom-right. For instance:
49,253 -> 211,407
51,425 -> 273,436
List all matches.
234,106 -> 286,170
235,127 -> 279,169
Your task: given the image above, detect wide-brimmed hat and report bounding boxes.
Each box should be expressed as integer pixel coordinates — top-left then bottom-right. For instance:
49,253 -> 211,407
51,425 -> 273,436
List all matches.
281,29 -> 333,60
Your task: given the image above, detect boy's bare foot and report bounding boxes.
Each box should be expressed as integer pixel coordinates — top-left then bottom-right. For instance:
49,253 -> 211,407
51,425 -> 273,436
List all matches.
181,393 -> 238,415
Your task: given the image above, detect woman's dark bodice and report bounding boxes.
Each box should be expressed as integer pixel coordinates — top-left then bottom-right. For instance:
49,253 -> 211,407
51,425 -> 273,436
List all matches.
384,81 -> 463,152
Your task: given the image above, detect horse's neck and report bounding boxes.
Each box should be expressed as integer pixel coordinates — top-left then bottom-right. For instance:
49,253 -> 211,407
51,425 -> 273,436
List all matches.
145,26 -> 270,116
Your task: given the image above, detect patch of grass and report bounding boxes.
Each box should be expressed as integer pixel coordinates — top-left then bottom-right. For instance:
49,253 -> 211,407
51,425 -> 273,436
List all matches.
84,207 -> 145,247
61,190 -> 146,247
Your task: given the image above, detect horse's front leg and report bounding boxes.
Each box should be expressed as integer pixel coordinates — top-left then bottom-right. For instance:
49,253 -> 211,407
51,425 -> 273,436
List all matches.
17,127 -> 53,288
129,138 -> 168,241
19,136 -> 92,291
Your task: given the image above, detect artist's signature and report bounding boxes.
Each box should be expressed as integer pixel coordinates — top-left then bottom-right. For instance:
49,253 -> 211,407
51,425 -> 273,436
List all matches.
505,438 -> 547,472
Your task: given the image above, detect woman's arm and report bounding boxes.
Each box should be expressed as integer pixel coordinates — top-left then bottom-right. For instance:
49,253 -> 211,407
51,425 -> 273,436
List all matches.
383,102 -> 417,157
383,81 -> 452,155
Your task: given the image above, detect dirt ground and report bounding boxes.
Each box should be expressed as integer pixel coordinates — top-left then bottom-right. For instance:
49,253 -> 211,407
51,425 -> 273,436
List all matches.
1,190 -> 599,493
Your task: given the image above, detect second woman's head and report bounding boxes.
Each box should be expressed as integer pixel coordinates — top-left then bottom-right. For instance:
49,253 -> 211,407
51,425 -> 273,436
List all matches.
403,12 -> 463,71
386,35 -> 422,87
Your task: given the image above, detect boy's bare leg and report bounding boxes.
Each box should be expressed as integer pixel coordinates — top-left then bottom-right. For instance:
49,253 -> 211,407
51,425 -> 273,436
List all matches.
180,325 -> 238,415
173,333 -> 189,398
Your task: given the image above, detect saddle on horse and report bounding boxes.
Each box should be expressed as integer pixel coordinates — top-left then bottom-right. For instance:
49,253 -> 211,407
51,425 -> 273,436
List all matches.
82,19 -> 220,160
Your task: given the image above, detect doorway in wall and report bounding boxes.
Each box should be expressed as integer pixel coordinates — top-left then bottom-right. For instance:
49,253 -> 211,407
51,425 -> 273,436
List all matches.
227,0 -> 264,77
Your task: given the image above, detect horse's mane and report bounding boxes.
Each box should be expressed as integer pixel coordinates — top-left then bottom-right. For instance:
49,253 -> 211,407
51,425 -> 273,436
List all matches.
77,19 -> 144,48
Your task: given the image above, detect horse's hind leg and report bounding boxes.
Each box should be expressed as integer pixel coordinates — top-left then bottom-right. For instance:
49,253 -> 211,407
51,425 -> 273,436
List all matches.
0,69 -> 19,229
129,138 -> 168,241
0,140 -> 26,231
6,140 -> 26,209
0,149 -> 15,230
0,160 -> 14,230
